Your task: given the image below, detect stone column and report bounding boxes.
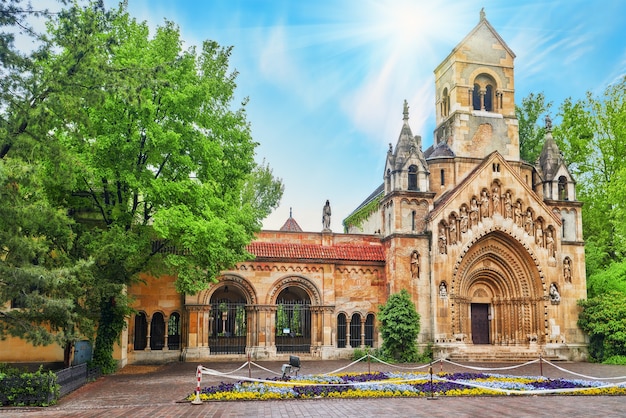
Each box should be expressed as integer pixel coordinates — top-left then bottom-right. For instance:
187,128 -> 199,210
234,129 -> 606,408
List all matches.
146,315 -> 152,351
163,314 -> 169,351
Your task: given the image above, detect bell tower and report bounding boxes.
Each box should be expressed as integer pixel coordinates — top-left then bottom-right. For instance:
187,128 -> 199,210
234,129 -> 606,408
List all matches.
433,9 -> 519,161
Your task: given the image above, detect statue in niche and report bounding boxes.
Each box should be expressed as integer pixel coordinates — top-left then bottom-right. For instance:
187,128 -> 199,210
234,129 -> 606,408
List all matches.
439,282 -> 448,298
514,202 -> 523,228
410,251 -> 420,279
524,210 -> 534,235
460,206 -> 469,233
563,258 -> 572,282
322,200 -> 331,230
535,223 -> 544,247
546,231 -> 555,258
492,186 -> 501,216
504,192 -> 512,219
480,190 -> 490,218
438,225 -> 447,255
550,283 -> 560,304
469,197 -> 479,227
449,219 -> 457,245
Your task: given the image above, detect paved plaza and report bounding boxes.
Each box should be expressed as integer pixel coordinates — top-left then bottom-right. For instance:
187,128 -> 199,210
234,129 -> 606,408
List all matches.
1,359 -> 626,417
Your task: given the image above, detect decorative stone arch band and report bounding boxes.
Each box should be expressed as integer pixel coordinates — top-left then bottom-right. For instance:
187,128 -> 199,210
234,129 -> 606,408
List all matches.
267,275 -> 323,305
196,274 -> 258,306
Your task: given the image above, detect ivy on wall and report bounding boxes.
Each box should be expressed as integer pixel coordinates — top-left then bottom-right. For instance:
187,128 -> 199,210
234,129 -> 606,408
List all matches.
342,194 -> 382,233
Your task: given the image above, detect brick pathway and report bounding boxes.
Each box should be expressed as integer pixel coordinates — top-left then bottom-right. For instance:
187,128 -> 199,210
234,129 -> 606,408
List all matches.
2,359 -> 626,417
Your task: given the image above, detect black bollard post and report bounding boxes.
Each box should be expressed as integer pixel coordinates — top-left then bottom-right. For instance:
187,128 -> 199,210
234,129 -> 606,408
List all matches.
539,354 -> 543,378
248,353 -> 252,379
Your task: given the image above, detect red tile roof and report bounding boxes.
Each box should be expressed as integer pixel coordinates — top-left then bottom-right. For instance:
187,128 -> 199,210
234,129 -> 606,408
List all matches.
247,242 -> 385,262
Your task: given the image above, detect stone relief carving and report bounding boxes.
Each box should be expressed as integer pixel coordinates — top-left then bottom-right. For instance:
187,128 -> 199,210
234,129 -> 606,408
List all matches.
460,206 -> 469,233
563,257 -> 572,282
439,281 -> 448,298
410,251 -> 420,279
550,283 -> 560,305
546,231 -> 555,258
492,185 -> 501,216
524,209 -> 534,235
469,197 -> 479,227
438,224 -> 447,255
535,222 -> 543,247
504,192 -> 512,219
480,190 -> 490,218
514,201 -> 523,228
448,216 -> 457,245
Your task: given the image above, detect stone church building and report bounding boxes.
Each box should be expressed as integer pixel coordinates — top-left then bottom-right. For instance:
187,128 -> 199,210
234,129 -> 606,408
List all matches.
0,12 -> 588,366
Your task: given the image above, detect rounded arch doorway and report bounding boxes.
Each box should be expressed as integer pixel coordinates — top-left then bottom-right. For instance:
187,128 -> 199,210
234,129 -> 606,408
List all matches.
209,283 -> 248,354
275,286 -> 311,353
452,231 -> 546,346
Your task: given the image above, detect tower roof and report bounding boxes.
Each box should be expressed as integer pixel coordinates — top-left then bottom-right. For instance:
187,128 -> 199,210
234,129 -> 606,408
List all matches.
279,208 -> 303,232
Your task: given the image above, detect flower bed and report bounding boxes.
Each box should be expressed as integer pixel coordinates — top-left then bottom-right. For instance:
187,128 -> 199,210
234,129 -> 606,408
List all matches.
188,371 -> 626,402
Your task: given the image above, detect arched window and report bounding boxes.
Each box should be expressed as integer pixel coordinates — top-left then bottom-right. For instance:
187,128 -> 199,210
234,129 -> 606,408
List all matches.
337,313 -> 347,348
150,312 -> 165,350
365,314 -> 375,347
408,165 -> 417,190
168,312 -> 181,350
558,176 -> 568,200
442,87 -> 450,117
350,313 -> 362,348
485,85 -> 493,111
134,312 -> 147,350
440,169 -> 445,186
472,83 -> 481,110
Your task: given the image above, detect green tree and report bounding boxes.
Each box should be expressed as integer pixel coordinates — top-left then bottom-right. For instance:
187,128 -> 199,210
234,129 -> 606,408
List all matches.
378,289 -> 420,362
554,76 -> 626,276
0,0 -> 97,367
578,291 -> 626,362
515,92 -> 552,163
1,1 -> 282,372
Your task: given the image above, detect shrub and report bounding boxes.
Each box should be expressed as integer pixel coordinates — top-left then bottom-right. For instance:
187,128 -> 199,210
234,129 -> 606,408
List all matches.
0,366 -> 59,406
378,289 -> 420,363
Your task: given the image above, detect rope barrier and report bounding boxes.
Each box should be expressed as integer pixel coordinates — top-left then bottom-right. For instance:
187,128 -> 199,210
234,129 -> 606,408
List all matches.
441,357 -> 540,371
190,354 -> 626,402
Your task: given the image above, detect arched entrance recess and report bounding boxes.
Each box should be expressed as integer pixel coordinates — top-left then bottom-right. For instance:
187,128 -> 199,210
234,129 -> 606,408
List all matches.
269,276 -> 322,354
205,276 -> 256,354
451,231 -> 547,345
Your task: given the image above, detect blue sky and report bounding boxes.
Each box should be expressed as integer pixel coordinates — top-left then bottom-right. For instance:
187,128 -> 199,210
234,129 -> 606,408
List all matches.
104,1 -> 625,231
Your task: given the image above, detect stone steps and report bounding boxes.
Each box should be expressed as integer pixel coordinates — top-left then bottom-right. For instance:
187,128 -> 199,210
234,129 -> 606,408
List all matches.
447,351 -> 560,363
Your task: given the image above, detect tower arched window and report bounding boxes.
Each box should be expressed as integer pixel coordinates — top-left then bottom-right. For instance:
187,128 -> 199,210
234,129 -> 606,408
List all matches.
558,176 -> 568,200
472,83 -> 481,110
485,85 -> 493,111
408,165 -> 417,190
442,88 -> 450,117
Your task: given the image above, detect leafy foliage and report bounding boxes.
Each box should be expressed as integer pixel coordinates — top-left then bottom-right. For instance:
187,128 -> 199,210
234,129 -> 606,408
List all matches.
577,291 -> 626,362
342,193 -> 382,233
515,92 -> 552,163
0,1 -> 282,372
0,365 -> 59,406
554,77 -> 626,275
377,289 -> 420,362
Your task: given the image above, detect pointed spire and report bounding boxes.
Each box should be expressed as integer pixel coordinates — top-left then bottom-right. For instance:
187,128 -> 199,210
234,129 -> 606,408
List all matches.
403,99 -> 409,121
289,207 -> 293,218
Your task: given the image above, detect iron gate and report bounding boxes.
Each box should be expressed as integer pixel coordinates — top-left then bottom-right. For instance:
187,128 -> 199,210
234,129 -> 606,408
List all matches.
275,301 -> 311,353
209,301 -> 247,354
